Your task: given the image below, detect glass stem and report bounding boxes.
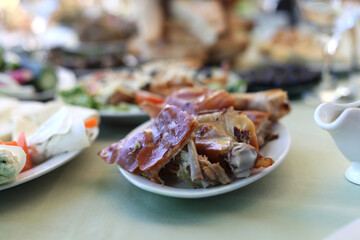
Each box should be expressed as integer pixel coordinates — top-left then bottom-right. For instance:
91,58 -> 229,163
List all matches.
320,34 -> 339,90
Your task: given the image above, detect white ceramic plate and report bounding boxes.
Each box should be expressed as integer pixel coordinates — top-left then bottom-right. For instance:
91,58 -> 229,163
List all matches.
0,128 -> 99,191
118,122 -> 291,198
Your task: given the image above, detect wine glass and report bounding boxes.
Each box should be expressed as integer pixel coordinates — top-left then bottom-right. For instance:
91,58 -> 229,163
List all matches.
297,0 -> 360,104
19,0 -> 60,50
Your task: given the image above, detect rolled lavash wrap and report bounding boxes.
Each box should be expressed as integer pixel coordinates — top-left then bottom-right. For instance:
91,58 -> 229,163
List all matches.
12,103 -> 99,163
0,145 -> 26,184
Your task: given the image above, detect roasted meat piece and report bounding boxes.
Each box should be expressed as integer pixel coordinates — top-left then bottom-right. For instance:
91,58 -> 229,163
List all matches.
232,89 -> 290,121
138,88 -> 290,122
174,138 -> 231,188
166,88 -> 235,114
139,88 -> 235,118
173,109 -> 273,187
194,109 -> 272,178
98,105 -> 198,182
244,110 -> 275,147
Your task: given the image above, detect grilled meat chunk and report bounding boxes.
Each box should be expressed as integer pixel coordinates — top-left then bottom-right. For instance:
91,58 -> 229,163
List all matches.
139,88 -> 235,118
244,110 -> 275,147
232,89 -> 290,121
99,105 -> 198,183
194,109 -> 267,178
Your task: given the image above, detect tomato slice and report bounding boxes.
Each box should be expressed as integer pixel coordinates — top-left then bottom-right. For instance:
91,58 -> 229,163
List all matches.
17,132 -> 33,172
135,91 -> 165,105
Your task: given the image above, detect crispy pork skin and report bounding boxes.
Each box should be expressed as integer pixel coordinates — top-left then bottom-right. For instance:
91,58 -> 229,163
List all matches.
232,89 -> 290,121
165,88 -> 235,115
244,110 -> 274,147
139,88 -> 235,118
98,105 -> 198,182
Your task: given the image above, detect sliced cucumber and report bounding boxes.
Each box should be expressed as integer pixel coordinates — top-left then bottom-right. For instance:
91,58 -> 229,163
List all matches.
33,67 -> 58,92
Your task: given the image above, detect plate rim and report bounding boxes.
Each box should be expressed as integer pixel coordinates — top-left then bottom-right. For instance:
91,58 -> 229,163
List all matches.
118,122 -> 291,198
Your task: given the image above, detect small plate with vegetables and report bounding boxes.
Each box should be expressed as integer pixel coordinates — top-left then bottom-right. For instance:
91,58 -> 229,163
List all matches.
0,50 -> 76,101
0,99 -> 99,190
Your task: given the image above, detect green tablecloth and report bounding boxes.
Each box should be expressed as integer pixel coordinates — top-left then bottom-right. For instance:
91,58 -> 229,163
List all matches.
1,101 -> 359,240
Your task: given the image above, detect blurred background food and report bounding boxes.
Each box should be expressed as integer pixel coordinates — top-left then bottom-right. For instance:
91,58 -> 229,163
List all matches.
1,0 -> 254,66
1,0 -> 360,105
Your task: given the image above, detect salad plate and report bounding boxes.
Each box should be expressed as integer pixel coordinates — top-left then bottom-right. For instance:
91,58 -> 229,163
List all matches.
1,67 -> 77,101
61,67 -> 246,123
118,122 -> 291,198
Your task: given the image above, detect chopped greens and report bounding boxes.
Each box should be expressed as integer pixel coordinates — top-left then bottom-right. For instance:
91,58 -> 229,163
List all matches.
59,86 -> 98,109
99,102 -> 140,112
59,86 -> 141,112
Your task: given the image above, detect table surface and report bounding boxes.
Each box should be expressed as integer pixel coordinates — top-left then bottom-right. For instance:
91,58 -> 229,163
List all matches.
1,101 -> 359,240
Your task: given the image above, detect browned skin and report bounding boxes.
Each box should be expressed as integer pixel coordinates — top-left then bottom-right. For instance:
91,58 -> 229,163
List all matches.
244,110 -> 274,147
194,109 -> 259,161
98,105 -> 198,183
139,88 -> 236,118
139,88 -> 290,122
109,88 -> 135,105
139,101 -> 163,119
232,89 -> 291,121
194,109 -> 274,169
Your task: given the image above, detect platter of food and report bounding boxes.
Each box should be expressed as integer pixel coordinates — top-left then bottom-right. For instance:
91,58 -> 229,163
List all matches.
0,98 -> 99,190
99,87 -> 291,198
118,121 -> 290,198
59,59 -> 247,122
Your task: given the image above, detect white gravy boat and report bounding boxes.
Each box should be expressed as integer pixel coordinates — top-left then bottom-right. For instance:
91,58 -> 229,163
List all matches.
314,100 -> 360,185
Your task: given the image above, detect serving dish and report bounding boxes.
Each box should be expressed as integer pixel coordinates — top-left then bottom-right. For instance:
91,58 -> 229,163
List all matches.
118,121 -> 290,198
315,100 -> 360,185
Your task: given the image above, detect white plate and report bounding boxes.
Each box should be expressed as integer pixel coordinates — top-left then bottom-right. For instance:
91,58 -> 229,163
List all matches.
118,122 -> 291,198
0,128 -> 99,191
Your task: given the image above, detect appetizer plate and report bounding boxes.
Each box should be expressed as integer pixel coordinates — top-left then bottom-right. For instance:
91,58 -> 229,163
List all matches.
119,122 -> 291,198
0,128 -> 99,191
